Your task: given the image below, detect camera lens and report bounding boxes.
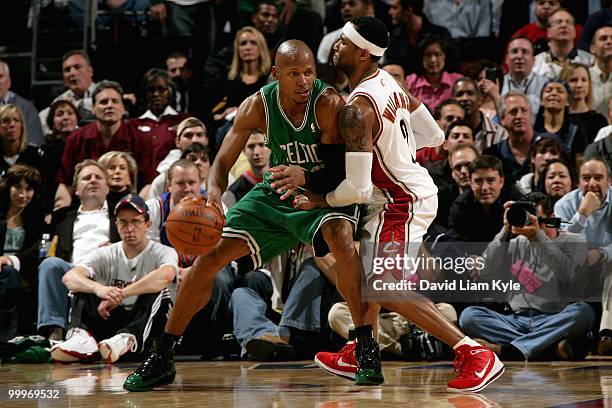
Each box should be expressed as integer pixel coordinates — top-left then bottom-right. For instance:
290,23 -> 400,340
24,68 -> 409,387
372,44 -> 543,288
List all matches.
506,206 -> 529,227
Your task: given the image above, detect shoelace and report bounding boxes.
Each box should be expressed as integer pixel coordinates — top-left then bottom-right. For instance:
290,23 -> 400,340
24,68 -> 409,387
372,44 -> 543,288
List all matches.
120,334 -> 138,353
339,342 -> 355,356
453,351 -> 484,379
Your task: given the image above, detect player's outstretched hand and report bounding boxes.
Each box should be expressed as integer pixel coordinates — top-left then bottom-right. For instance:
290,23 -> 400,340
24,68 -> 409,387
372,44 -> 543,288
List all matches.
269,165 -> 306,200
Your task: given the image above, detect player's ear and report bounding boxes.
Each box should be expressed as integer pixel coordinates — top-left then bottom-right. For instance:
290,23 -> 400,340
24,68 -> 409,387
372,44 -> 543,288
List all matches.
358,49 -> 370,63
272,66 -> 279,81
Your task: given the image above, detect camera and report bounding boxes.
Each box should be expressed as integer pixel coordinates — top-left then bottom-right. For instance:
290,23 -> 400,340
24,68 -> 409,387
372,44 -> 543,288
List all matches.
485,67 -> 500,82
506,200 -> 537,227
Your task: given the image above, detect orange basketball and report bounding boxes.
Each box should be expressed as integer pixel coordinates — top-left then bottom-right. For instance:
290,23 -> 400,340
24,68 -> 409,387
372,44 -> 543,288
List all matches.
165,198 -> 224,256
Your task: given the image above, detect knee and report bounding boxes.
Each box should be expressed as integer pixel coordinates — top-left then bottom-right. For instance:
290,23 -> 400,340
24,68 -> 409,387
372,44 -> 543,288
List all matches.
328,302 -> 351,337
323,221 -> 355,256
570,302 -> 595,327
230,287 -> 257,307
38,257 -> 67,282
297,259 -> 321,281
458,307 -> 486,333
243,270 -> 272,295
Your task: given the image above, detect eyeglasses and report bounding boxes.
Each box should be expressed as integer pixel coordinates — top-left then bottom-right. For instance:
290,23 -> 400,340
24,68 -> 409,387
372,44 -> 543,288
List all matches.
537,217 -> 560,228
116,219 -> 145,229
452,162 -> 470,172
443,115 -> 462,123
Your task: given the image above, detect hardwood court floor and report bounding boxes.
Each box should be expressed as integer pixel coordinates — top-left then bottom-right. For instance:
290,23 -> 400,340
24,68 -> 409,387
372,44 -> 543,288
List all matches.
2,358 -> 612,407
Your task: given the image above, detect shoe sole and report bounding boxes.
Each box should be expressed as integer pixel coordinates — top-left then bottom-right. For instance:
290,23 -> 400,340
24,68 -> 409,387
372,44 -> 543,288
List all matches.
354,368 -> 385,386
123,370 -> 176,392
314,355 -> 356,381
447,356 -> 505,393
246,339 -> 294,361
51,347 -> 99,363
98,343 -> 115,364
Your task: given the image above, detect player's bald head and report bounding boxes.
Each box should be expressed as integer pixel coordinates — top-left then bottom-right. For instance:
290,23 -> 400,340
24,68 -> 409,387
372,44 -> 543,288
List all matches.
274,40 -> 314,68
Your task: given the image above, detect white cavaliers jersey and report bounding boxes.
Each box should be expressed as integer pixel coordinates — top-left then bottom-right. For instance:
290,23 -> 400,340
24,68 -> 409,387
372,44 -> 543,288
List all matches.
348,69 -> 439,203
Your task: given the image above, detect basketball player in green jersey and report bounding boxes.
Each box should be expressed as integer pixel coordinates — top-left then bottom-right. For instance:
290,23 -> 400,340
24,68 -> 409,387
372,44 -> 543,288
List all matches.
124,40 -> 383,392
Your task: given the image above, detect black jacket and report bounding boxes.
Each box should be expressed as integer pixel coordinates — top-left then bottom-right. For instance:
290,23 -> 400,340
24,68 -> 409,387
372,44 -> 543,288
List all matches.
0,202 -> 45,284
447,189 -> 508,255
50,203 -> 120,263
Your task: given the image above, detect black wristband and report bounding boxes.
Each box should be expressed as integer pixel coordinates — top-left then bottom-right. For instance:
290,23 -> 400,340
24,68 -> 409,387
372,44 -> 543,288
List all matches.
303,170 -> 311,189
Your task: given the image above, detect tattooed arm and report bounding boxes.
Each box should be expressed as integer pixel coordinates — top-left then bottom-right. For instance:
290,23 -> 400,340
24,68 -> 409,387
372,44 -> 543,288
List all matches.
340,96 -> 376,152
294,96 -> 375,209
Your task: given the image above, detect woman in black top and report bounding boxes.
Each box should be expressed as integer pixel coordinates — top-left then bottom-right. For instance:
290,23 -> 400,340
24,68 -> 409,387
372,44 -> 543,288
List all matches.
212,26 -> 271,147
560,62 -> 608,144
0,105 -> 42,177
40,100 -> 80,213
97,151 -> 139,210
0,164 -> 45,339
534,79 -> 589,163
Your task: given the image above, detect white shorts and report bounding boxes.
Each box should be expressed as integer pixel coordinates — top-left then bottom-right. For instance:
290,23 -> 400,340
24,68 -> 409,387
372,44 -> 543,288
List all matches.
359,191 -> 438,280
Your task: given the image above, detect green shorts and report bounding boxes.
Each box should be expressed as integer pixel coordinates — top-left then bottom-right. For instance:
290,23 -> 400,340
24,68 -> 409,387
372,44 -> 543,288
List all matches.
222,183 -> 359,270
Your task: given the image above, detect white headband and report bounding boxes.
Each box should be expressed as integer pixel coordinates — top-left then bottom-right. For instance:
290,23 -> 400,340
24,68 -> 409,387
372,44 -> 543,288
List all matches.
341,22 -> 387,57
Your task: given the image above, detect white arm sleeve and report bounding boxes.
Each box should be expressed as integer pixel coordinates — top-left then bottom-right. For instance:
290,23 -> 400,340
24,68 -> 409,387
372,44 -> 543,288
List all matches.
325,152 -> 373,207
411,103 -> 445,149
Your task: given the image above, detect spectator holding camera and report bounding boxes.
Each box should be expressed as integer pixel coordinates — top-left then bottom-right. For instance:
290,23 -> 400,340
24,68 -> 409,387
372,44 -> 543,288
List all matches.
460,192 -> 594,361
554,157 -> 612,353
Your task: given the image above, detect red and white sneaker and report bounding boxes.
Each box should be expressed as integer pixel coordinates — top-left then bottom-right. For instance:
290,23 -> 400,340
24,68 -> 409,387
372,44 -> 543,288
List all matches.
447,345 -> 504,393
314,341 -> 358,380
98,333 -> 137,363
51,328 -> 100,363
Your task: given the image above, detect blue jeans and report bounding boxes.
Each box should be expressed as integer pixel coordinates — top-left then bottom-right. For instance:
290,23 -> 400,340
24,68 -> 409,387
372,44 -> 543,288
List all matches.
37,257 -> 72,331
231,258 -> 323,355
459,303 -> 595,360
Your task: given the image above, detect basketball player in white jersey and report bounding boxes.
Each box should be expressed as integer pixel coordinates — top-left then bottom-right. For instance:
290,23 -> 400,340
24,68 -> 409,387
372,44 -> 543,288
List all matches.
293,16 -> 505,392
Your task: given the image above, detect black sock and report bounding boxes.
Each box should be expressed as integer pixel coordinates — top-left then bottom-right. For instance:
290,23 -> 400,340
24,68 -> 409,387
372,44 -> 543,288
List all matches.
159,332 -> 181,351
355,325 -> 373,341
501,344 -> 524,360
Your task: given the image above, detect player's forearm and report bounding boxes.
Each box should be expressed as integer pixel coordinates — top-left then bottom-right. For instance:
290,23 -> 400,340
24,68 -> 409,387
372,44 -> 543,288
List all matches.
411,104 -> 444,148
325,152 -> 373,207
326,104 -> 374,207
209,161 -> 231,193
122,267 -> 175,298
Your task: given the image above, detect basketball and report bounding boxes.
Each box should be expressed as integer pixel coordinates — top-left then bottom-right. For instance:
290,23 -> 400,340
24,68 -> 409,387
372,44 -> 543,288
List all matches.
165,198 -> 224,256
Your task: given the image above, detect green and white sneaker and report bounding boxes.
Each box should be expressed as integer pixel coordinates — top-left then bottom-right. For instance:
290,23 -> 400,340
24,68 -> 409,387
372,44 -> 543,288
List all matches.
354,337 -> 384,385
123,347 -> 176,392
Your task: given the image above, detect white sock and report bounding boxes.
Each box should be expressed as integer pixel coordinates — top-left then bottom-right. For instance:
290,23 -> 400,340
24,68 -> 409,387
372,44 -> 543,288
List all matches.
453,336 -> 480,350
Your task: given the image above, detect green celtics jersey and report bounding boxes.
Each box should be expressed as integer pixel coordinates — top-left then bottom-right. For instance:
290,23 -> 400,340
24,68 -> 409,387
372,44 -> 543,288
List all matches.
260,79 -> 330,175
